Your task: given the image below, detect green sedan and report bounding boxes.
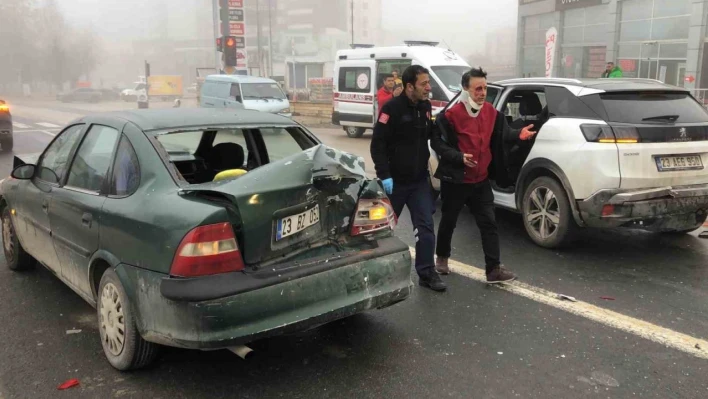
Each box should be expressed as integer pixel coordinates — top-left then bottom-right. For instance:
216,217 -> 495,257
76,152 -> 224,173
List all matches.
0,108 -> 413,370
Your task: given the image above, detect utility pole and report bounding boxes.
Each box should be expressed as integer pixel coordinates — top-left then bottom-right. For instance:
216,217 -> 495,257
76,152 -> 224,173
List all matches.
268,0 -> 273,78
351,0 -> 354,45
212,0 -> 220,71
256,0 -> 263,76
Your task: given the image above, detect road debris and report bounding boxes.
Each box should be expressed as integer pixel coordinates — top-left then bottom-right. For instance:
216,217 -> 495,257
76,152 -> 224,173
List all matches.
696,343 -> 702,350
557,294 -> 577,302
66,329 -> 82,335
600,296 -> 616,301
57,379 -> 80,390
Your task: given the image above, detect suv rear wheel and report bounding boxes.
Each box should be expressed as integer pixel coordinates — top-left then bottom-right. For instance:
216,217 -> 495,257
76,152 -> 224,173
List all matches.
345,126 -> 365,138
522,176 -> 578,248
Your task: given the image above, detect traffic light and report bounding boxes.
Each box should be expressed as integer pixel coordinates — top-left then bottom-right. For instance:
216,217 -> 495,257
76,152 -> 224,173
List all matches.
216,37 -> 223,52
223,36 -> 237,66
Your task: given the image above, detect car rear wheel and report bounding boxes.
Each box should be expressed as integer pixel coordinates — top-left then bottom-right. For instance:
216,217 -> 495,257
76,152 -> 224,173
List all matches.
98,268 -> 159,371
2,206 -> 35,271
345,126 -> 365,138
1,138 -> 12,152
522,176 -> 578,248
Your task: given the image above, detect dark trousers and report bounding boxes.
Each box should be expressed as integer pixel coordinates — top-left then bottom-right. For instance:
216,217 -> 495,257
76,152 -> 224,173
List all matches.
436,179 -> 501,273
388,176 -> 435,276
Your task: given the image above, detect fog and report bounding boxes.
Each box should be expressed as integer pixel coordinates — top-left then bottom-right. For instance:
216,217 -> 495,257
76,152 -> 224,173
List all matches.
1,0 -> 520,93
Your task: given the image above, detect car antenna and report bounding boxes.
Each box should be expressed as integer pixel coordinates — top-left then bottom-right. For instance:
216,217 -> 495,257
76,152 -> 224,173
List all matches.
442,39 -> 453,51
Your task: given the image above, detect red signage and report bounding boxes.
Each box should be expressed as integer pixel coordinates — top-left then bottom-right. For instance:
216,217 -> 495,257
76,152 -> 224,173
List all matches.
229,22 -> 245,36
619,59 -> 637,73
229,0 -> 243,7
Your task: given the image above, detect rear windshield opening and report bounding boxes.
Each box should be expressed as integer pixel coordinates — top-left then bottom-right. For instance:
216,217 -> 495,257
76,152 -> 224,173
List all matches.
599,92 -> 708,124
154,126 -> 316,185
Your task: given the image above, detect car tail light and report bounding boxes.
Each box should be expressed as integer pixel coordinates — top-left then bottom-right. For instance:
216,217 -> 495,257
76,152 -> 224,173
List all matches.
350,198 -> 397,236
581,124 -> 640,144
0,104 -> 8,112
170,222 -> 245,277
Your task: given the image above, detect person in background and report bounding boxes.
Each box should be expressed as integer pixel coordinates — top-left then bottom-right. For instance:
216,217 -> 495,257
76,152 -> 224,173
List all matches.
602,62 -> 623,78
392,70 -> 403,89
431,67 -> 536,284
377,74 -> 402,116
370,65 -> 446,292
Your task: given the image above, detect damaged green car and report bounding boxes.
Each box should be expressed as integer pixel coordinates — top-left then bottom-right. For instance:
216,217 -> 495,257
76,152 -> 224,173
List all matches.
0,108 -> 413,370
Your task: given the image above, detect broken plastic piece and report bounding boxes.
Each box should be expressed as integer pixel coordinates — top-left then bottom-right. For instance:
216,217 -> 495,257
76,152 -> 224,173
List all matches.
65,329 -> 82,335
600,296 -> 615,301
58,379 -> 80,390
557,294 -> 577,302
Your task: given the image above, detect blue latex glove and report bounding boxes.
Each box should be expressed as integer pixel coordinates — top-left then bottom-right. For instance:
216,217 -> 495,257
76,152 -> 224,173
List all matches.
382,178 -> 393,195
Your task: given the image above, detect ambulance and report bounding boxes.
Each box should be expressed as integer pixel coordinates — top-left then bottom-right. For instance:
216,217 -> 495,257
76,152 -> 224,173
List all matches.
332,41 -> 471,138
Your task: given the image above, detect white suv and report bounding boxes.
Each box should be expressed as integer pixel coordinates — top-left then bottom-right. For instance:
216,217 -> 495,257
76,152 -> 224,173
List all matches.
430,78 -> 708,248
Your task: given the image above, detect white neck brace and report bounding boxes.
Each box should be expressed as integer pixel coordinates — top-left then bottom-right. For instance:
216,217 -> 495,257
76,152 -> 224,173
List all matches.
468,96 -> 483,112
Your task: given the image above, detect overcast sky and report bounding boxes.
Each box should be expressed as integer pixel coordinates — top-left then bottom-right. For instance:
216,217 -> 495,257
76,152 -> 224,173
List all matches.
58,0 -> 519,52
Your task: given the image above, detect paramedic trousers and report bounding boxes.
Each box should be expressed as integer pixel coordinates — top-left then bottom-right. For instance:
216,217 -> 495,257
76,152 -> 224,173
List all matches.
388,175 -> 436,276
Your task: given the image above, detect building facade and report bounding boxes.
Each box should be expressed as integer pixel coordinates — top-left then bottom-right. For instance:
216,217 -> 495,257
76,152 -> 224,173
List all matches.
517,0 -> 708,89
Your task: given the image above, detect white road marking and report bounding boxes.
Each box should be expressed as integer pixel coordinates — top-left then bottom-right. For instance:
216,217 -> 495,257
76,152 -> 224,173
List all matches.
409,248 -> 708,360
35,122 -> 60,128
12,122 -> 30,129
39,130 -> 56,137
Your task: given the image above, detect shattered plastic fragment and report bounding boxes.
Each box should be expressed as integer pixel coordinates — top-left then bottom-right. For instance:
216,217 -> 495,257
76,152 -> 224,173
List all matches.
557,294 -> 577,302
600,296 -> 615,301
66,329 -> 82,335
57,379 -> 80,390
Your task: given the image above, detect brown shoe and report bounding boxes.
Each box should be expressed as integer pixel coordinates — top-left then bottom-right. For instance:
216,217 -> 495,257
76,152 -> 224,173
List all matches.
486,266 -> 517,284
435,257 -> 449,275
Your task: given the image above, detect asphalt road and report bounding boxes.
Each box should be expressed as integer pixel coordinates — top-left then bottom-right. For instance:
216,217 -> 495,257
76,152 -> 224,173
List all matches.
1,100 -> 707,398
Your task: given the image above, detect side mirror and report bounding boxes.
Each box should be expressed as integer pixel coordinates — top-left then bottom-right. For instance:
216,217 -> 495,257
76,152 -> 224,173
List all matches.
11,164 -> 35,180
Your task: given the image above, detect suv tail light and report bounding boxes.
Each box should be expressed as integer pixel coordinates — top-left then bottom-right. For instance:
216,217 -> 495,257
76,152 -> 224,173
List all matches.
351,198 -> 397,236
581,124 -> 640,143
0,104 -> 8,112
170,222 -> 245,277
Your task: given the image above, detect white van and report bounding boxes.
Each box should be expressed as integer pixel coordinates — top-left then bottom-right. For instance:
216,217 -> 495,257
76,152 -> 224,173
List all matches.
200,75 -> 292,117
332,41 -> 471,138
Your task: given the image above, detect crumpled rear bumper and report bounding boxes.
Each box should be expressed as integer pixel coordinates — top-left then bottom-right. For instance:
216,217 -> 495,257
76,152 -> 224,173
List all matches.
117,237 -> 413,350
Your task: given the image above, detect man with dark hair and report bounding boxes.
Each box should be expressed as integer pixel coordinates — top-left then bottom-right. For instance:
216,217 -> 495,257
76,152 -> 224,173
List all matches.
370,65 -> 446,292
431,67 -> 536,283
377,74 -> 401,116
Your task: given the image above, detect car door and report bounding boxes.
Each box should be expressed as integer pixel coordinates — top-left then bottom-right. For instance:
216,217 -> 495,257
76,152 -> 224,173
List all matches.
18,123 -> 86,273
50,123 -> 121,296
226,83 -> 244,108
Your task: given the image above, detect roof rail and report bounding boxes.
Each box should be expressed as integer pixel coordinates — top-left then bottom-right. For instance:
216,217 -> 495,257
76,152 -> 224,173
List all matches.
350,43 -> 375,49
496,77 -> 583,84
600,77 -> 664,84
403,40 -> 439,47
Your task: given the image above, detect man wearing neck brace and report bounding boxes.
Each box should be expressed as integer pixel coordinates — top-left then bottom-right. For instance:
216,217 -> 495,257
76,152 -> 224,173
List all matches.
431,67 -> 536,284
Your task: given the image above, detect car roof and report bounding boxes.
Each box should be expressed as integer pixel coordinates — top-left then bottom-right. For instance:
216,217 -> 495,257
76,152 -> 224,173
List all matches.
80,108 -> 298,132
204,75 -> 278,84
492,77 -> 688,93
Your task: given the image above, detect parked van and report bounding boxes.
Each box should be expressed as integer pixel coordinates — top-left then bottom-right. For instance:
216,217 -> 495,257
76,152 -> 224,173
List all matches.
332,41 -> 470,138
200,75 -> 292,117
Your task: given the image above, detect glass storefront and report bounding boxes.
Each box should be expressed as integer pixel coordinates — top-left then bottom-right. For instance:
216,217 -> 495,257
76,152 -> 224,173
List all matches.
519,0 -> 695,86
616,0 -> 690,86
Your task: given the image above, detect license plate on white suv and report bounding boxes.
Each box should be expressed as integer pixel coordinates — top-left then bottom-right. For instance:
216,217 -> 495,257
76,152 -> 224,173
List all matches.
276,205 -> 320,241
655,154 -> 704,172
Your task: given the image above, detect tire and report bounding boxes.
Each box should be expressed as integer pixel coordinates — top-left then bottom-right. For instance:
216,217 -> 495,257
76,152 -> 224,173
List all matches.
2,139 -> 12,152
522,176 -> 578,248
344,126 -> 365,138
97,268 -> 159,371
2,206 -> 35,271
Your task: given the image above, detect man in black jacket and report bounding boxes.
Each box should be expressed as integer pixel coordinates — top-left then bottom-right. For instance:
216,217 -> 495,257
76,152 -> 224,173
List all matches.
431,67 -> 535,284
370,65 -> 446,292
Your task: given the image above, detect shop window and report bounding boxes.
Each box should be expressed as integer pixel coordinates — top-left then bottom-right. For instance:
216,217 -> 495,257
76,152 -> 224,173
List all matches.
651,17 -> 690,41
621,0 -> 652,21
654,0 -> 691,18
620,20 -> 651,42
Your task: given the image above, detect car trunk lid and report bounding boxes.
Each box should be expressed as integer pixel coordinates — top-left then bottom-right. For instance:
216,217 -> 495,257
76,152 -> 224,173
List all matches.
179,144 -> 381,265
